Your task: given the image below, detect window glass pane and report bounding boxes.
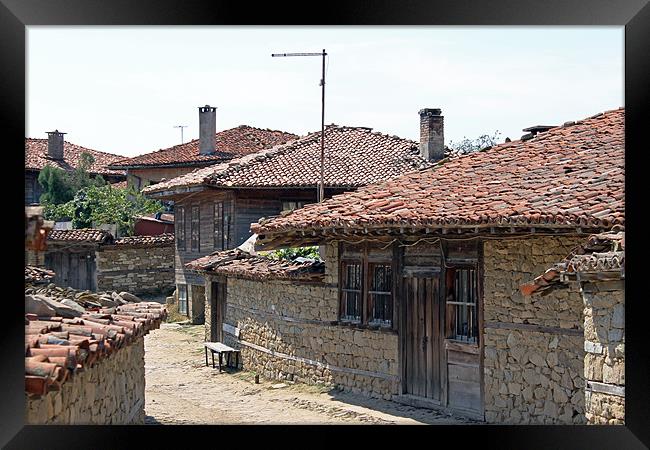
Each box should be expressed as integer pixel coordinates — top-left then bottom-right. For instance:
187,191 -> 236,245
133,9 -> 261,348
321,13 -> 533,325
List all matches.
214,201 -> 223,250
176,207 -> 185,250
178,285 -> 188,315
191,206 -> 200,251
341,262 -> 362,322
446,267 -> 478,343
369,263 -> 392,326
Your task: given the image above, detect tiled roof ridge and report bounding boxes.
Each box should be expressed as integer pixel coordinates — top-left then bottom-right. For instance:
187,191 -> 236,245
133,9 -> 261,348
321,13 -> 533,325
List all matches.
25,137 -> 125,159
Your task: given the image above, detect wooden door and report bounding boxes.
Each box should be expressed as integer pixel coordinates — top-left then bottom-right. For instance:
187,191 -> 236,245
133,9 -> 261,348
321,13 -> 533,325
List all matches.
403,272 -> 442,401
210,280 -> 227,342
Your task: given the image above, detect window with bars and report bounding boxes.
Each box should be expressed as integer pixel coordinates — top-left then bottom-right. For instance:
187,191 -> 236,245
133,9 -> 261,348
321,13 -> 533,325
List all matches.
213,200 -> 233,250
368,263 -> 393,326
445,267 -> 479,343
340,261 -> 362,323
281,200 -> 308,212
178,284 -> 188,315
190,205 -> 200,252
176,207 -> 185,250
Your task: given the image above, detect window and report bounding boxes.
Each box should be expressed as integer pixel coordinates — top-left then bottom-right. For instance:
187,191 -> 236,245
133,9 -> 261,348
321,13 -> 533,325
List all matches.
190,205 -> 200,252
176,207 -> 185,250
368,263 -> 393,326
178,284 -> 188,315
445,267 -> 479,343
339,244 -> 394,328
214,200 -> 233,250
281,200 -> 308,212
340,261 -> 362,323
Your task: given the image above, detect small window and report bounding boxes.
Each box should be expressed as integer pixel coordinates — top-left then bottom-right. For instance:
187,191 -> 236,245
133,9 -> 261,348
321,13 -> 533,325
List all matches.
281,200 -> 308,212
341,262 -> 362,323
190,205 -> 200,252
178,284 -> 188,315
176,207 -> 185,250
445,267 -> 478,343
368,263 -> 393,327
214,201 -> 223,250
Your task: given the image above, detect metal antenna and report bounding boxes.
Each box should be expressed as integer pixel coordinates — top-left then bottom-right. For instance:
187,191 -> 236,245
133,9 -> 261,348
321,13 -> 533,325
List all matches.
272,49 -> 327,203
173,125 -> 188,144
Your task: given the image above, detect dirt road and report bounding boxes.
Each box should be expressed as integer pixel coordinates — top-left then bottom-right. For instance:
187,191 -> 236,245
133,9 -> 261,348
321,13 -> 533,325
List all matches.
144,323 -> 474,425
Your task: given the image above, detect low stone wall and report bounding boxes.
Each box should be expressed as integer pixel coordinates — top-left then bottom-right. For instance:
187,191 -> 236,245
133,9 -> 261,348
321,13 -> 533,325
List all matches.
483,235 -> 587,424
209,243 -> 400,399
96,244 -> 174,296
25,337 -> 146,424
582,283 -> 625,424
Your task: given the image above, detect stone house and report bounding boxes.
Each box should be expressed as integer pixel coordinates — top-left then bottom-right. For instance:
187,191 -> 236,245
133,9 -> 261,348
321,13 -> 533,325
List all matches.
40,229 -> 175,297
214,107 -> 625,423
143,108 -> 450,324
25,131 -> 126,205
521,231 -> 625,424
107,105 -> 298,192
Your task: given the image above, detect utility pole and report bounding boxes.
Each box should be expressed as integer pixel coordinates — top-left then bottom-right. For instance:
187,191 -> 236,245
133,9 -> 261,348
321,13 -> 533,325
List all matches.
272,49 -> 327,202
173,125 -> 188,144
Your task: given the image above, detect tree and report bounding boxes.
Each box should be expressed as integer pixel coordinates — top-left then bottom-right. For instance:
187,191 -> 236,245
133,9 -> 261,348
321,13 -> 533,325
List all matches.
44,184 -> 163,236
260,246 -> 322,261
38,152 -> 106,205
448,130 -> 502,155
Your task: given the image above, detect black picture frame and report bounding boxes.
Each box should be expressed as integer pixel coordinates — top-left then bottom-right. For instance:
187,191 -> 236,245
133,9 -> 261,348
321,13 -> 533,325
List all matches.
3,0 -> 649,448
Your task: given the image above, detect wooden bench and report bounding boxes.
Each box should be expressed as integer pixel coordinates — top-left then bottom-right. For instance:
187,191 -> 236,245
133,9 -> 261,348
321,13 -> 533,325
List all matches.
203,342 -> 240,372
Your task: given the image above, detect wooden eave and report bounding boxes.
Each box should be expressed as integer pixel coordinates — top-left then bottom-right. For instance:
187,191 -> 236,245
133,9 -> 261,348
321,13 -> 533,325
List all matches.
143,184 -> 209,199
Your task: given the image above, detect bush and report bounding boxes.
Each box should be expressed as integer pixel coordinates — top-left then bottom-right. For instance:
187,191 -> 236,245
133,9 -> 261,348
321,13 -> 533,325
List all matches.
259,246 -> 321,261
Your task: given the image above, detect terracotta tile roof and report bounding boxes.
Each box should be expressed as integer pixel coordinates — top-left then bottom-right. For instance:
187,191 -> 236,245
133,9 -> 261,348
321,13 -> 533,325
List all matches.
47,229 -> 114,244
108,125 -> 298,169
25,302 -> 167,397
143,125 -> 432,195
136,213 -> 174,223
25,266 -> 56,285
25,138 -> 126,177
108,233 -> 175,248
252,108 -> 625,243
186,249 -> 325,281
520,231 -> 624,296
110,180 -> 128,189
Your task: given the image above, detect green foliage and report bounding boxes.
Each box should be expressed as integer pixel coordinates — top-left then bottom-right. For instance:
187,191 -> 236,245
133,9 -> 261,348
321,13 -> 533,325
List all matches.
259,246 -> 321,261
38,152 -> 106,205
43,184 -> 163,236
448,130 -> 502,155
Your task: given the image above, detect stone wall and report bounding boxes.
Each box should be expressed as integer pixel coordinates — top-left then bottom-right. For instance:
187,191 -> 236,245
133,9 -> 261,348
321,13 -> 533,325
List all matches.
582,282 -> 625,424
25,337 -> 146,424
210,243 -> 401,399
483,235 -> 587,424
96,244 -> 175,296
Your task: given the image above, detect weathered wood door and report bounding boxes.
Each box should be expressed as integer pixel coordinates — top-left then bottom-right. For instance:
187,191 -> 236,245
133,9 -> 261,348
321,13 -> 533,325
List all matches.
210,280 -> 226,342
403,272 -> 442,401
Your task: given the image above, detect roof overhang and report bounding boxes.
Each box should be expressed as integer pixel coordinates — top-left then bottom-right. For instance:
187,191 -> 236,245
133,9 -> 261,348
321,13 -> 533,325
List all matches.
143,185 -> 208,199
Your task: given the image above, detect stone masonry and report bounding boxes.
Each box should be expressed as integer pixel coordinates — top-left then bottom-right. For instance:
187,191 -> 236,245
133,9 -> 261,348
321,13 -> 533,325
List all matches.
582,283 -> 625,424
96,244 -> 174,296
483,235 -> 586,424
25,337 -> 146,424
207,243 -> 400,399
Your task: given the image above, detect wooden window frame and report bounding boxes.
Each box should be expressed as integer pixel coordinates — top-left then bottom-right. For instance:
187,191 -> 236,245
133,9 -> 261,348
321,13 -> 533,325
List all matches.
176,206 -> 185,251
214,201 -> 224,250
178,284 -> 188,315
444,265 -> 479,344
340,259 -> 363,323
190,205 -> 200,252
338,243 -> 395,328
281,199 -> 308,213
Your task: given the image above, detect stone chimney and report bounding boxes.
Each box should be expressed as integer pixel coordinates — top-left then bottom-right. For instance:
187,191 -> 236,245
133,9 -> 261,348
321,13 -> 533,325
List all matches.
46,130 -> 66,160
419,108 -> 444,162
198,105 -> 217,155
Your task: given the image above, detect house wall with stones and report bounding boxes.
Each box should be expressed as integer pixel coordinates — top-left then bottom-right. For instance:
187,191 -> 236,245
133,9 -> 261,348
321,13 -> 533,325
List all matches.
96,244 -> 175,296
206,243 -> 400,399
25,337 -> 146,424
581,282 -> 625,424
482,235 -> 587,424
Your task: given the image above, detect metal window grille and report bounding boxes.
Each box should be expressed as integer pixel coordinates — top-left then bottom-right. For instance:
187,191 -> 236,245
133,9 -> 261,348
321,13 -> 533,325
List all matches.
446,268 -> 478,343
178,284 -> 188,315
341,262 -> 362,323
176,207 -> 185,250
190,205 -> 200,252
369,263 -> 392,326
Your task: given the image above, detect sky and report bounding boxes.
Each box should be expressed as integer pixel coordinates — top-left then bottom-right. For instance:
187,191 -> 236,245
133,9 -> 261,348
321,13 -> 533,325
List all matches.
26,26 -> 623,158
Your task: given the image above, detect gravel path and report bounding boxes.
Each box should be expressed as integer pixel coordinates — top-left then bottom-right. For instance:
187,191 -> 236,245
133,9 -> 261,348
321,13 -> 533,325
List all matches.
144,323 -> 475,425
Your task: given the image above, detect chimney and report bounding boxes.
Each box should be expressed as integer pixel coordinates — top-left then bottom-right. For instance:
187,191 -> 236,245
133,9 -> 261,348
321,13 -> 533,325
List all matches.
419,108 -> 444,162
198,105 -> 217,155
46,130 -> 66,160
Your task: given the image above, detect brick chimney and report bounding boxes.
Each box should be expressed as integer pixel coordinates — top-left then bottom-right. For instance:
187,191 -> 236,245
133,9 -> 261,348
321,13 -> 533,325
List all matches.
46,130 -> 66,160
419,108 -> 444,162
198,105 -> 217,155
